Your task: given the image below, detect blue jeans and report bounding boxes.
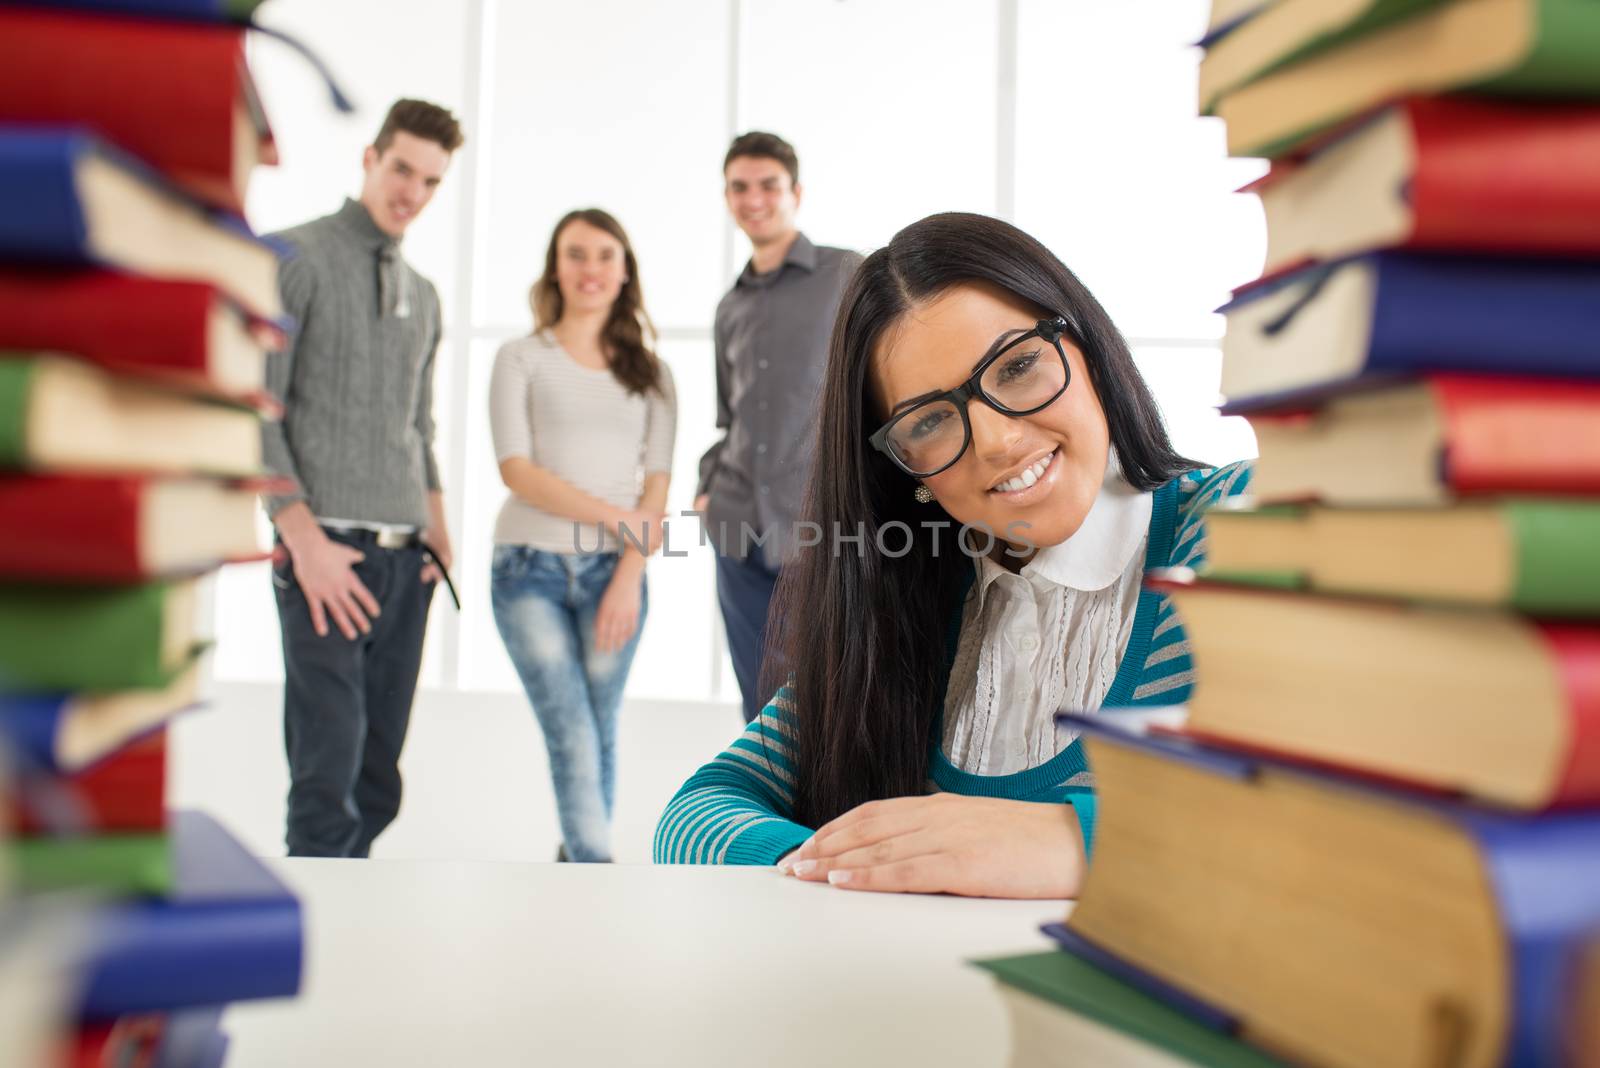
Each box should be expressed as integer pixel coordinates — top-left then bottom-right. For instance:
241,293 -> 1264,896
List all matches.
490,546 -> 646,862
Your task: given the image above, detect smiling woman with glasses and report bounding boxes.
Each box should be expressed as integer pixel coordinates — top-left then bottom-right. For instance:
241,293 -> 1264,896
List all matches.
655,212 -> 1252,899
869,315 -> 1072,478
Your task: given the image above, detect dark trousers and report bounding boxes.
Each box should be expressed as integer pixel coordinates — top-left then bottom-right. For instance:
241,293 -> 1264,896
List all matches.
273,529 -> 434,857
714,551 -> 782,723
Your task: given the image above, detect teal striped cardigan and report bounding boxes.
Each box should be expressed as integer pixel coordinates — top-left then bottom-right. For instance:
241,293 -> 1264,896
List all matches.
653,461 -> 1253,866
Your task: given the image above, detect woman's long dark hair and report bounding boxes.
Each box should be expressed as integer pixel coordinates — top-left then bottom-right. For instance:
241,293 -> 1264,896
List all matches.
531,208 -> 663,395
765,212 -> 1198,829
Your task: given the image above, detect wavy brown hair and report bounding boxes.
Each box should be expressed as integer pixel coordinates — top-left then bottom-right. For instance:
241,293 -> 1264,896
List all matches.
530,208 -> 663,396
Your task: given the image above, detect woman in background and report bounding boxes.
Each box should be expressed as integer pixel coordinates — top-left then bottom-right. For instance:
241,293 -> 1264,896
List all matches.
489,208 -> 675,862
654,212 -> 1249,894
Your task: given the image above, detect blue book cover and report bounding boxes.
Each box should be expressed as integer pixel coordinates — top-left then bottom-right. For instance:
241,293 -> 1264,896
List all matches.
1220,252 -> 1600,413
0,126 -> 276,265
0,682 -> 196,775
0,127 -> 102,262
1057,711 -> 1600,1067
0,0 -> 258,22
79,810 -> 302,1019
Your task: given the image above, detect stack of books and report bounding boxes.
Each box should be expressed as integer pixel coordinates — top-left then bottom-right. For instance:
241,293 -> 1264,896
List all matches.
0,2 -> 304,1064
978,2 -> 1600,1065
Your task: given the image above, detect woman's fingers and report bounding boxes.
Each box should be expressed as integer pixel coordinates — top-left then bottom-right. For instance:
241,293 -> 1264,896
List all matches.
826,853 -> 956,894
795,796 -> 935,862
788,828 -> 939,882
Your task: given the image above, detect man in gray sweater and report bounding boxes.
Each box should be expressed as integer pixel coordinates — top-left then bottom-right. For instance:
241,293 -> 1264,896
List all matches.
263,99 -> 464,857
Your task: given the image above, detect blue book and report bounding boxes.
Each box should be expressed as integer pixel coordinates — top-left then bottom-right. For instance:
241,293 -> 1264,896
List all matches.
0,126 -> 280,317
80,810 -> 302,1019
1218,252 -> 1600,413
0,0 -> 265,22
0,665 -> 199,775
1055,710 -> 1600,1068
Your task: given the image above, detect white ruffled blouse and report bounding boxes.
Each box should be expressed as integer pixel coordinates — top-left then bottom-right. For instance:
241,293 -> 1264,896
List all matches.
940,457 -> 1153,775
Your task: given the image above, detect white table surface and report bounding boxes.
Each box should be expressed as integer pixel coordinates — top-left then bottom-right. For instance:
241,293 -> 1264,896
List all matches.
221,858 -> 1070,1067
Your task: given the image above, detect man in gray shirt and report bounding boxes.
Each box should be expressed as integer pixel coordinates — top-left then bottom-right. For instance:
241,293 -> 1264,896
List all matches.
263,99 -> 464,857
695,132 -> 862,722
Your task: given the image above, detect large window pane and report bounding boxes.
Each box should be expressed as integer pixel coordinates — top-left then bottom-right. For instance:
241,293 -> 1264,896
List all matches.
739,0 -> 999,253
246,0 -> 468,289
473,2 -> 732,331
1134,346 -> 1257,469
1014,0 -> 1267,341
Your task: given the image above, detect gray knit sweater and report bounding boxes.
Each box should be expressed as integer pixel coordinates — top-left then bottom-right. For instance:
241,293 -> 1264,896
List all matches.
262,198 -> 443,526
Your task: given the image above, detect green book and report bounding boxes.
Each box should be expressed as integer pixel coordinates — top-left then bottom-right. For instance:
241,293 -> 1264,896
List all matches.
0,580 -> 203,692
1200,499 -> 1600,616
975,950 -> 1285,1068
1201,0 -> 1450,112
0,356 -> 261,475
10,833 -> 171,895
1213,0 -> 1600,158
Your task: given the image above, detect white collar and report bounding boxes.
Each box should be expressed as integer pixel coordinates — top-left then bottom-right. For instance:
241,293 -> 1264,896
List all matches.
973,451 -> 1152,595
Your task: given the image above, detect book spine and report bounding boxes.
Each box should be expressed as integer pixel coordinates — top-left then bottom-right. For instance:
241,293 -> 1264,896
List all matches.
0,10 -> 244,208
0,359 -> 33,464
81,900 -> 303,1018
0,477 -> 146,582
1466,811 -> 1600,1065
10,833 -> 171,894
1478,0 -> 1600,96
1408,100 -> 1600,255
1367,255 -> 1600,379
1541,626 -> 1600,807
1435,377 -> 1600,495
1507,502 -> 1600,615
0,694 -> 68,771
0,130 -> 90,260
0,274 -> 215,383
0,583 -> 173,692
10,732 -> 165,835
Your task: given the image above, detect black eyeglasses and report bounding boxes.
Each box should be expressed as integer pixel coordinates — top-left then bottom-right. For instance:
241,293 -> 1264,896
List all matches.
868,317 -> 1073,478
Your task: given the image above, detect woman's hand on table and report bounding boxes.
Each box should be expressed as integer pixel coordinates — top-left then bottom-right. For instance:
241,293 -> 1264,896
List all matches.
776,794 -> 1085,899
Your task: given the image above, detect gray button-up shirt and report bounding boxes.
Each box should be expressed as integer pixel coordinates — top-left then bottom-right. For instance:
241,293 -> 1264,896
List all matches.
697,232 -> 862,568
262,198 -> 443,527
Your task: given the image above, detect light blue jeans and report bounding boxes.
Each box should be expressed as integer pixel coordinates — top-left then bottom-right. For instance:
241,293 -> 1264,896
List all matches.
490,546 -> 647,862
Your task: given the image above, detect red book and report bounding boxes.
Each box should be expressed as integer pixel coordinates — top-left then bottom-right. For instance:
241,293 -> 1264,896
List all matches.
1246,375 -> 1600,506
0,7 -> 276,213
10,733 -> 166,836
0,270 -> 278,400
0,474 -> 266,583
1251,97 -> 1600,276
67,1013 -> 166,1068
1152,576 -> 1600,812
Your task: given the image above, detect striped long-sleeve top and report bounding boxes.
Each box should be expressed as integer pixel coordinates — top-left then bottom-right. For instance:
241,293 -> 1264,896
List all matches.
653,461 -> 1254,866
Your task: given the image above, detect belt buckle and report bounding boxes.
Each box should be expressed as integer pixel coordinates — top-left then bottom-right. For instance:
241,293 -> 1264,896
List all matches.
375,528 -> 413,550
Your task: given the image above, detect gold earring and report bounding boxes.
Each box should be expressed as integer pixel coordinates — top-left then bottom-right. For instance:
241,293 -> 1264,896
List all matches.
914,485 -> 935,504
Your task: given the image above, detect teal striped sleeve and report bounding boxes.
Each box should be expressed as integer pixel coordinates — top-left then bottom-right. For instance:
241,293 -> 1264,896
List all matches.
652,687 -> 815,865
1170,460 -> 1254,570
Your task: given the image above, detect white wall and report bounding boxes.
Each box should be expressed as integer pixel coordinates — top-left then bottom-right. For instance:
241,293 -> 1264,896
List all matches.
211,0 -> 1265,702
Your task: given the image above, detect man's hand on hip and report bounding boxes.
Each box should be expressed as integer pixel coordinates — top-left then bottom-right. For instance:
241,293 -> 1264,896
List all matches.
274,502 -> 380,640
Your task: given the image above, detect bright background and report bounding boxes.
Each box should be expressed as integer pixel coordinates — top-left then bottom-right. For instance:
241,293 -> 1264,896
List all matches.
185,0 -> 1266,860
211,0 -> 1265,702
